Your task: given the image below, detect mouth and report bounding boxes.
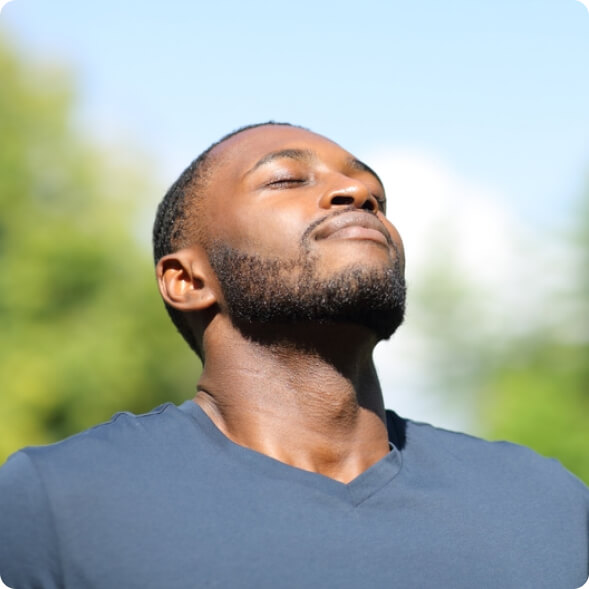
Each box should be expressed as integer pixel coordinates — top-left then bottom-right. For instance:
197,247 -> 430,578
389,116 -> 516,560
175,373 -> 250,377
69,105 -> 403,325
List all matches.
312,211 -> 392,247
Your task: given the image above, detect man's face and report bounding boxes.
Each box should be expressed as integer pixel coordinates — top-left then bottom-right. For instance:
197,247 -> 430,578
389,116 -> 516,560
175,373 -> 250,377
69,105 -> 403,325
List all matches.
200,125 -> 406,340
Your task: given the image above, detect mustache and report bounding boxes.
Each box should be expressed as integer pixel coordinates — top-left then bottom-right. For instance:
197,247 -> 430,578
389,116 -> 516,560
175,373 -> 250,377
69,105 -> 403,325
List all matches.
301,208 -> 396,249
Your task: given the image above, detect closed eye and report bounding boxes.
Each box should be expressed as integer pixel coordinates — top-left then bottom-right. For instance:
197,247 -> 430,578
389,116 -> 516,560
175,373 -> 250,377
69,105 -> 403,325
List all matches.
267,177 -> 307,188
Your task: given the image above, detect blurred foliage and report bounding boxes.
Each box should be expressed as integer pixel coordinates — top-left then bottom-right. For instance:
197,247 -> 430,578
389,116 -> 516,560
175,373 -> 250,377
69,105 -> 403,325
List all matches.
482,339 -> 588,483
481,194 -> 589,483
0,37 -> 199,463
411,197 -> 589,484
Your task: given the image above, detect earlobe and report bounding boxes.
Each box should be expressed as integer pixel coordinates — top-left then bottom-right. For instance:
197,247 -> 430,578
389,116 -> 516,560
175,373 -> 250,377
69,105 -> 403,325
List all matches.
156,248 -> 217,311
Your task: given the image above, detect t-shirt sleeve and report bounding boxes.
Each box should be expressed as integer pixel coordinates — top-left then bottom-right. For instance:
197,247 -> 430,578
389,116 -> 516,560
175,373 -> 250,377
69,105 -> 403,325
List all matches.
0,451 -> 62,589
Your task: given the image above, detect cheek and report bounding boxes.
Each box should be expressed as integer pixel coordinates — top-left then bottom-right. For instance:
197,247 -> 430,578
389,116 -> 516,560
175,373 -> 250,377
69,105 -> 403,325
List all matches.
211,206 -> 308,258
382,218 -> 406,267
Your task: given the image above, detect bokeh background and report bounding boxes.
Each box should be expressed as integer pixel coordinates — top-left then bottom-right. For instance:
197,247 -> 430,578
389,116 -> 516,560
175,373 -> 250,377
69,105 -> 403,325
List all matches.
0,0 -> 587,482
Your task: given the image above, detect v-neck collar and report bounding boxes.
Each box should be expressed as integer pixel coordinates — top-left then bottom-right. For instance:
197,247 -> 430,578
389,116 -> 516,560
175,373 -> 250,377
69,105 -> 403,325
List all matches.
179,400 -> 403,507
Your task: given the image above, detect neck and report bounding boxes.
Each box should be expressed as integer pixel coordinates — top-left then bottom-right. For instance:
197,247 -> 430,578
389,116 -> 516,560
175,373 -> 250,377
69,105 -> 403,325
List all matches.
194,319 -> 390,483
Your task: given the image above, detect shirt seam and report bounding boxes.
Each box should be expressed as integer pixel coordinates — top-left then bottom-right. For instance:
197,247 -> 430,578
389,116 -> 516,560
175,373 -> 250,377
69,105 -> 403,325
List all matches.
23,450 -> 66,588
347,448 -> 404,508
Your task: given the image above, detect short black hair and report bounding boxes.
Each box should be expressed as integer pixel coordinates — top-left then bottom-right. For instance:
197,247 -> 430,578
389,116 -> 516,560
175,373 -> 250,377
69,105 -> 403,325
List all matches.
152,121 -> 298,357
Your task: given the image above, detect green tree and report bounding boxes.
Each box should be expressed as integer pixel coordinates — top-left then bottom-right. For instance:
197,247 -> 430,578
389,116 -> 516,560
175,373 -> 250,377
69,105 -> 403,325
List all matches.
406,192 -> 589,484
481,194 -> 589,483
0,36 -> 198,463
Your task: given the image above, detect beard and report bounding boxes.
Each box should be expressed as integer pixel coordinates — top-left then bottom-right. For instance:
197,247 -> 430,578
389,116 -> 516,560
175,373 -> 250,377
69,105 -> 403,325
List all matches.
207,239 -> 406,342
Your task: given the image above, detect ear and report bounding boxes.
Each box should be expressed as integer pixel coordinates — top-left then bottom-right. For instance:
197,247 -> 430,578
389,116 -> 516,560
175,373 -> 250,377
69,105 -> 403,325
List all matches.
156,246 -> 218,311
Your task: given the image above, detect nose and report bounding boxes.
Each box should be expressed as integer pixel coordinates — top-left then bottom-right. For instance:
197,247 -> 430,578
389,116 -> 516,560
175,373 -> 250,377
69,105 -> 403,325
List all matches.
319,175 -> 379,213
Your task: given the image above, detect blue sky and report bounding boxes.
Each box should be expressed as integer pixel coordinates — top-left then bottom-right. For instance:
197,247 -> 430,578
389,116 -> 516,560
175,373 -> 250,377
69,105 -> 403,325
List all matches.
2,0 -> 588,225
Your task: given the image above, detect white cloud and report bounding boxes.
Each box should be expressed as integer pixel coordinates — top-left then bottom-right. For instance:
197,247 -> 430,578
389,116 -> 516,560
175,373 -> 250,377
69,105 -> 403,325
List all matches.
0,0 -> 15,15
369,148 -> 521,289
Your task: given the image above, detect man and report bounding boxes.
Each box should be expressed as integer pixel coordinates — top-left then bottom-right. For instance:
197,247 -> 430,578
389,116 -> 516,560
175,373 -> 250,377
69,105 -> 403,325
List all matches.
0,122 -> 587,588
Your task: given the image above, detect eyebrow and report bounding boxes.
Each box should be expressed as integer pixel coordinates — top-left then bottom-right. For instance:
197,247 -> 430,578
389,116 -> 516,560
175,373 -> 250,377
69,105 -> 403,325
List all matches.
244,148 -> 385,193
244,149 -> 315,177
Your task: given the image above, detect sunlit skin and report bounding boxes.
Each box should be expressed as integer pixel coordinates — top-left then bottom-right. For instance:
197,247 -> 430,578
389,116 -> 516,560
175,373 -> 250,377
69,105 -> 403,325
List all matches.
157,125 -> 405,484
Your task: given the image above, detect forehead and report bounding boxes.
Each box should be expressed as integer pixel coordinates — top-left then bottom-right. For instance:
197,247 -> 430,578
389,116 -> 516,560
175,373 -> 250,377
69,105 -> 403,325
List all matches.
207,126 -> 356,181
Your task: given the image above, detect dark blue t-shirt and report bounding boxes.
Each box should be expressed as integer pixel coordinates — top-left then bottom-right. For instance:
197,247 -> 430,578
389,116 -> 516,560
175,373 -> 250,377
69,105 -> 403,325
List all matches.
0,401 -> 588,588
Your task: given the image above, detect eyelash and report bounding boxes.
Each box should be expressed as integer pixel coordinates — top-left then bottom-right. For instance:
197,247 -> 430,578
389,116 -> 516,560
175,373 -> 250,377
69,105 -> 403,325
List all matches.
267,177 -> 306,188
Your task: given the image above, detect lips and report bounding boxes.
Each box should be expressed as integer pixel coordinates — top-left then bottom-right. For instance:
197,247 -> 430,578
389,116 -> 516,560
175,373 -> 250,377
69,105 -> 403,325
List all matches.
313,212 -> 392,247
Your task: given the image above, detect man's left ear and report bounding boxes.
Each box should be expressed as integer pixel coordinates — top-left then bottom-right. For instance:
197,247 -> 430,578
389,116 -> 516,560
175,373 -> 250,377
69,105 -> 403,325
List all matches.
156,246 -> 218,311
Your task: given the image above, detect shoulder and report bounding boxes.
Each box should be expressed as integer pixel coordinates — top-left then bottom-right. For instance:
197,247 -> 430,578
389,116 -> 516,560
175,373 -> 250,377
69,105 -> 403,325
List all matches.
0,402 -> 203,503
388,415 -> 588,584
17,402 -> 194,465
0,402 -> 205,584
0,449 -> 62,585
394,413 -> 589,509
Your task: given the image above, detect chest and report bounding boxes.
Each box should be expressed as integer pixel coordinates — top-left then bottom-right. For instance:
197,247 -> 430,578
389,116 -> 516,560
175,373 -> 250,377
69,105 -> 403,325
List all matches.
57,475 -> 587,588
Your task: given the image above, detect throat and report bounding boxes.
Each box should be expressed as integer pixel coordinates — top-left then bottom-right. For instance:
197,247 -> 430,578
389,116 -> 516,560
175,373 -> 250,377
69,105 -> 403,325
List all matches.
194,365 -> 389,483
195,319 -> 390,482
195,388 -> 390,483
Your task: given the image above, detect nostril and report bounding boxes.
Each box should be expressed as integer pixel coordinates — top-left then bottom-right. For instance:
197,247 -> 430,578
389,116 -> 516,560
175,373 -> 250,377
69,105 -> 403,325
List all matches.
361,199 -> 376,212
331,195 -> 355,206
